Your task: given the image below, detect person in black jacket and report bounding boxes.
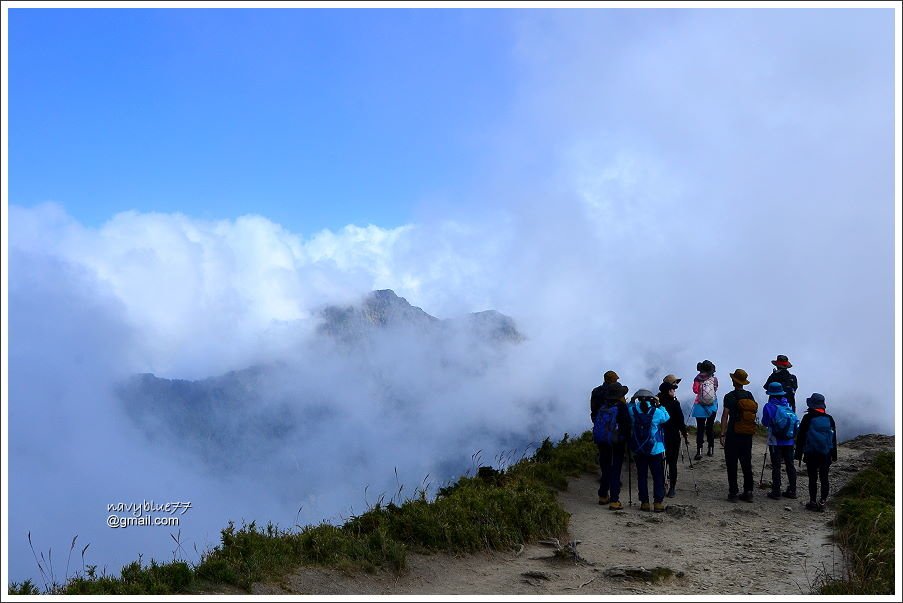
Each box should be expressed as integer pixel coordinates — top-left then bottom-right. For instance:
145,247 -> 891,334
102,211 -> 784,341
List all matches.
658,374 -> 688,498
590,371 -> 631,510
763,355 -> 799,411
794,393 -> 838,512
719,369 -> 758,503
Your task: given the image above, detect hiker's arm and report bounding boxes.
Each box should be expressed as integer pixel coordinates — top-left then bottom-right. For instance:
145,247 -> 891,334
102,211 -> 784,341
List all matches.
760,405 -> 768,428
718,406 -> 729,442
830,416 -> 838,461
794,415 -> 808,460
676,402 -> 688,439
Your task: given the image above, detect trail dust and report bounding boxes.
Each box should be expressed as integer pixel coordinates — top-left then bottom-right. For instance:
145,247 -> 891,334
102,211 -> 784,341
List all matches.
247,434 -> 892,595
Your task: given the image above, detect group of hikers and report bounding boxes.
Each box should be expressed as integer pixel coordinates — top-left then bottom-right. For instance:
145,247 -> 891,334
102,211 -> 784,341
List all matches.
590,355 -> 839,513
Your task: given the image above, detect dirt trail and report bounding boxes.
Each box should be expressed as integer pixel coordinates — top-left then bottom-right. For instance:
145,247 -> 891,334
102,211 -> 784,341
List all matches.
252,434 -> 892,595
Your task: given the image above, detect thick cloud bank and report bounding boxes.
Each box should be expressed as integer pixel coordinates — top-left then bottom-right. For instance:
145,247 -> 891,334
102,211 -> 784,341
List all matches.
8,9 -> 895,586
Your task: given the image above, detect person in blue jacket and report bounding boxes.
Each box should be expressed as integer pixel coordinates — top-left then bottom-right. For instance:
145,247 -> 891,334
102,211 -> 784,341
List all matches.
628,389 -> 671,512
760,382 -> 799,500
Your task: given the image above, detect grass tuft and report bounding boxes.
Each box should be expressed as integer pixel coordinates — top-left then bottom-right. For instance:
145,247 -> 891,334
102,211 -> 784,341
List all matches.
816,450 -> 894,595
12,430 -> 598,595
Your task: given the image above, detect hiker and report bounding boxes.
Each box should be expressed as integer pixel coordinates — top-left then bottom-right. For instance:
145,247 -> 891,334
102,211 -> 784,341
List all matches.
590,371 -> 631,510
718,369 -> 758,502
763,354 -> 799,412
627,389 -> 670,512
658,374 -> 688,498
761,381 -> 799,500
691,360 -> 719,459
795,393 -> 838,512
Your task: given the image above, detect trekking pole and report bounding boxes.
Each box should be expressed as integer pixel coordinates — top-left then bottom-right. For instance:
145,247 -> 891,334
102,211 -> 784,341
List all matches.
627,450 -> 633,506
759,449 -> 768,488
684,437 -> 694,469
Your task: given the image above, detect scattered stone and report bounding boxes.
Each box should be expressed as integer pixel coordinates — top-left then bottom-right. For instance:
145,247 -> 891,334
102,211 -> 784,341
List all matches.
665,504 -> 699,519
731,508 -> 760,517
784,506 -> 793,512
603,566 -> 682,582
521,571 -> 554,581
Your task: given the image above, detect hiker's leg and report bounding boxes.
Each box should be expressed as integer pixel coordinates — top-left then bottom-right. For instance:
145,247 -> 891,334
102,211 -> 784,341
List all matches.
783,446 -> 797,493
739,435 -> 754,494
665,439 -> 679,488
705,414 -> 716,447
696,418 -> 705,449
650,453 -> 666,503
806,460 -> 819,502
769,445 -> 782,494
724,435 -> 738,495
610,443 -> 625,502
598,444 -> 612,498
635,454 -> 650,503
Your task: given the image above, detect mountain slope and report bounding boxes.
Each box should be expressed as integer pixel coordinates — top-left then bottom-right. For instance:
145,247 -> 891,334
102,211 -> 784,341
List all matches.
247,434 -> 893,595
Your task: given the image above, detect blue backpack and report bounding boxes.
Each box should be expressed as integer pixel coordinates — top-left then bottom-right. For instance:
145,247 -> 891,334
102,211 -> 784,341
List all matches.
630,405 -> 656,455
593,404 -> 620,445
770,403 -> 798,441
804,414 -> 834,456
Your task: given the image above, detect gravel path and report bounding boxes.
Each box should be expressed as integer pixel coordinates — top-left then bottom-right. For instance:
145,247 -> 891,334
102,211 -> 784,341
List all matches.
252,434 -> 892,595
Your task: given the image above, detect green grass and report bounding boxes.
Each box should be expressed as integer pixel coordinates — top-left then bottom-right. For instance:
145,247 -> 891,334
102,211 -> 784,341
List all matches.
11,432 -> 598,595
817,450 -> 894,595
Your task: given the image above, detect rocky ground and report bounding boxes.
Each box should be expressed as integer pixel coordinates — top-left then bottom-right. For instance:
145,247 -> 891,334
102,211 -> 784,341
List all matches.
250,433 -> 893,595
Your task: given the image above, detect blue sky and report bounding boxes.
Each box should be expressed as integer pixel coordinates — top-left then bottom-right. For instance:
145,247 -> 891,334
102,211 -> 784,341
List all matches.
9,8 -> 519,232
7,7 -> 898,586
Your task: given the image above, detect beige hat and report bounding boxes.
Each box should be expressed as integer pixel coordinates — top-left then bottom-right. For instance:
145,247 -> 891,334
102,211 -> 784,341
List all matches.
663,374 -> 681,385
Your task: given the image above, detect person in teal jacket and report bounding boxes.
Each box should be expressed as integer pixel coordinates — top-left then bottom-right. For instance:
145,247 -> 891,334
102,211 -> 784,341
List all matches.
628,389 -> 671,512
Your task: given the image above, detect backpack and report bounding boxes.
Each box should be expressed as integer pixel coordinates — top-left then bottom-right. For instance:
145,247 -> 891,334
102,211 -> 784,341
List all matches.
593,404 -> 620,446
733,395 -> 758,436
698,377 -> 717,406
630,405 -> 656,455
770,403 -> 798,440
804,414 -> 834,456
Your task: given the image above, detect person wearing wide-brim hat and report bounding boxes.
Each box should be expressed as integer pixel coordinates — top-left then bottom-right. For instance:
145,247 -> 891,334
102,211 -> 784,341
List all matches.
718,369 -> 758,502
763,355 -> 799,412
761,381 -> 799,500
794,393 -> 838,512
590,373 -> 631,510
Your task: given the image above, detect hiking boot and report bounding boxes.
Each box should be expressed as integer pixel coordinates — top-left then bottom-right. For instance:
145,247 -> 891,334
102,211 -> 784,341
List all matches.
598,495 -> 610,505
666,486 -> 676,498
767,491 -> 782,500
653,502 -> 665,513
707,445 -> 714,457
640,502 -> 651,512
805,501 -> 823,512
694,448 -> 703,461
608,501 -> 623,511
739,492 -> 754,503
782,490 -> 798,499
727,493 -> 739,503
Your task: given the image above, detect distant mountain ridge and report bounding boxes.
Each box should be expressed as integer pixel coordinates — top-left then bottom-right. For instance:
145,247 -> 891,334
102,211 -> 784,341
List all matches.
318,289 -> 523,343
118,289 -> 523,471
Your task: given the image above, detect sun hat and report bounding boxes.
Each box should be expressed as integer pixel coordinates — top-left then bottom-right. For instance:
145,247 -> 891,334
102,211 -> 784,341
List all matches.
730,369 -> 750,386
771,355 -> 792,369
765,382 -> 786,397
806,393 -> 826,410
663,374 -> 681,385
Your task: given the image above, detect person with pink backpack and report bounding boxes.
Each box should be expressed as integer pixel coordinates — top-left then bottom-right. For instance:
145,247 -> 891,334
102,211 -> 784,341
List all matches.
691,359 -> 719,460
